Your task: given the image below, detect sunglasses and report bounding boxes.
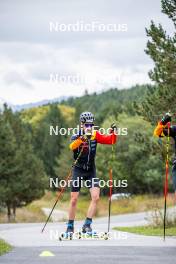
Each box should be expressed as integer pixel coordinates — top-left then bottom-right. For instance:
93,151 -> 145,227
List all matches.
84,123 -> 94,128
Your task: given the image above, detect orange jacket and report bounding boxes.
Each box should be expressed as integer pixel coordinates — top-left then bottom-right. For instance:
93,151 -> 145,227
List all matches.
153,121 -> 165,137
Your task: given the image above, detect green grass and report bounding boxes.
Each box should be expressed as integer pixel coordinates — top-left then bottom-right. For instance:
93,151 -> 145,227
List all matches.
0,239 -> 12,256
114,226 -> 176,236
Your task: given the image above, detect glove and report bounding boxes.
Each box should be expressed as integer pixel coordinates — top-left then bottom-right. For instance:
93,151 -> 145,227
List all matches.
161,113 -> 172,125
80,135 -> 88,142
111,123 -> 117,131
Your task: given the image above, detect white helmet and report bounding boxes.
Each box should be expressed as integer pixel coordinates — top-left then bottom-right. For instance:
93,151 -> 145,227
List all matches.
80,112 -> 95,123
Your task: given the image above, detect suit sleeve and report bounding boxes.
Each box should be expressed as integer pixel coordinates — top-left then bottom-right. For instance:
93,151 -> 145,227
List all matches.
69,135 -> 83,150
153,122 -> 165,137
153,122 -> 176,138
95,130 -> 117,144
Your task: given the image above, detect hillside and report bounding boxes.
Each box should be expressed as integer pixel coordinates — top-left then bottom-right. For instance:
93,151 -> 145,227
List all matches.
18,85 -> 150,126
61,85 -> 150,124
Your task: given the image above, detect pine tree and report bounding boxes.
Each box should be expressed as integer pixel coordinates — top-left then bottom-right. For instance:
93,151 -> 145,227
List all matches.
0,105 -> 47,221
0,114 -> 17,220
140,0 -> 176,123
33,104 -> 65,181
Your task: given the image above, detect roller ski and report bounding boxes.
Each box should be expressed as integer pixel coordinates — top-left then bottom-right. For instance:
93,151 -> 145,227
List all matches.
59,223 -> 110,241
59,222 -> 74,241
59,230 -> 109,241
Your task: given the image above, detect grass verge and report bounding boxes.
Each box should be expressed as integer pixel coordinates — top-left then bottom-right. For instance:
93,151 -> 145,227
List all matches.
31,191 -> 175,220
114,226 -> 176,236
0,239 -> 12,256
0,192 -> 175,223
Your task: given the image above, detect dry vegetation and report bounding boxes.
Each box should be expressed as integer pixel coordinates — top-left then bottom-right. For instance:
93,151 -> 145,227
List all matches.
0,191 -> 175,223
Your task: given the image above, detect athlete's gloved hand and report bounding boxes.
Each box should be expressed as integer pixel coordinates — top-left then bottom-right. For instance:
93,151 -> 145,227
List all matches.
80,134 -> 88,142
111,123 -> 117,131
161,113 -> 172,125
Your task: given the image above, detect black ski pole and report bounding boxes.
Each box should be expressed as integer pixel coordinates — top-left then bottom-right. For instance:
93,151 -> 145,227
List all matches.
41,147 -> 83,233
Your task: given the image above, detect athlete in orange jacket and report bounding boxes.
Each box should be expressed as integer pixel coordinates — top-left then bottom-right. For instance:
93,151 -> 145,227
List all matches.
154,112 -> 176,202
66,112 -> 117,235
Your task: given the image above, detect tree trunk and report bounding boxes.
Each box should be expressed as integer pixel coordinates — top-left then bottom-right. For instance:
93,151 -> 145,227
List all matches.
12,204 -> 16,221
6,203 -> 11,222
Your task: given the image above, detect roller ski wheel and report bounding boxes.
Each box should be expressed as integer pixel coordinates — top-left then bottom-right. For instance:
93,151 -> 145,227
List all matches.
59,232 -> 73,241
101,232 -> 110,240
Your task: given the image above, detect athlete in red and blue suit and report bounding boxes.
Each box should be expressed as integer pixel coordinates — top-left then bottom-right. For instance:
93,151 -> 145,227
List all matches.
66,112 -> 117,235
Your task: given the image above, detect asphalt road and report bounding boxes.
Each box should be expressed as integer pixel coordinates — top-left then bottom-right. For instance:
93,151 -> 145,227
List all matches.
0,211 -> 176,263
1,246 -> 176,264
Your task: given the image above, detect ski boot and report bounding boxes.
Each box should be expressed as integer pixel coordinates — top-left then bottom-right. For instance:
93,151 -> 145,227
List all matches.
82,219 -> 97,237
82,224 -> 92,234
60,223 -> 74,240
